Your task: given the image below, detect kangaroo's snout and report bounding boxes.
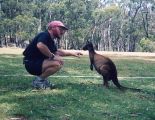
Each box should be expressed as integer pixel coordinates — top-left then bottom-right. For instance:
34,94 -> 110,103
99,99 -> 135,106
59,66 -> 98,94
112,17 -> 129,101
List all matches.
83,45 -> 87,50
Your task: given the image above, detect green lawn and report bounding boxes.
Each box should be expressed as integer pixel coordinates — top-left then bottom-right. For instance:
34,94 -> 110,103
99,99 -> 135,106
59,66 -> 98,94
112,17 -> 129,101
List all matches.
0,54 -> 155,120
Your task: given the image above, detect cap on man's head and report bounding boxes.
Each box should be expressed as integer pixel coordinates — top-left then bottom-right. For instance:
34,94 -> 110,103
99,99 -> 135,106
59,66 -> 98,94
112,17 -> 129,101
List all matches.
48,21 -> 68,30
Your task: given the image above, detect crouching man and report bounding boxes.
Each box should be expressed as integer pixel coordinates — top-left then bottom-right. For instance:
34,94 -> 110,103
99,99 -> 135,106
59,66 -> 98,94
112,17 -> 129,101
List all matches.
23,21 -> 82,89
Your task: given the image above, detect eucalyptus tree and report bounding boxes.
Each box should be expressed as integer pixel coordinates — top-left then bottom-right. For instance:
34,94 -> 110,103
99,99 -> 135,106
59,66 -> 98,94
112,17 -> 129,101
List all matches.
13,15 -> 39,47
0,0 -> 38,47
92,4 -> 121,51
64,0 -> 88,49
139,0 -> 155,38
1,0 -> 155,51
0,0 -> 4,47
120,0 -> 155,52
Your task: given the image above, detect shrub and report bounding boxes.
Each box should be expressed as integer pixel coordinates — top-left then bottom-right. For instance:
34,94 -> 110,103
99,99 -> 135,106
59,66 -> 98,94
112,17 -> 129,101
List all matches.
140,38 -> 155,52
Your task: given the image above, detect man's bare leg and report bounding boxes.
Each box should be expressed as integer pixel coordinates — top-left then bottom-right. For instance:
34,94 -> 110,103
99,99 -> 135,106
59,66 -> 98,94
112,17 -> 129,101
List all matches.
32,59 -> 62,89
40,59 -> 62,78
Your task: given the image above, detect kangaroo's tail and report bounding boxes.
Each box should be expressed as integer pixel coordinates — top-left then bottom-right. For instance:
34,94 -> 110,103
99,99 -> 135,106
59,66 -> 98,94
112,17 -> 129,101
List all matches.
112,78 -> 141,92
120,86 -> 141,92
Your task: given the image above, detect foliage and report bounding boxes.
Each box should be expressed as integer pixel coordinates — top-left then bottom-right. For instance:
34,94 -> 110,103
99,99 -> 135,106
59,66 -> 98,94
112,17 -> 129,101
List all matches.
140,37 -> 155,52
0,0 -> 155,51
14,15 -> 39,40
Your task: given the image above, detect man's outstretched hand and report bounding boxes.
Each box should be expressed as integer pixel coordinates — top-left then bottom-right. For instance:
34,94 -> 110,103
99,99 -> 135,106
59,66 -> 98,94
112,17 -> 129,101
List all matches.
73,52 -> 83,58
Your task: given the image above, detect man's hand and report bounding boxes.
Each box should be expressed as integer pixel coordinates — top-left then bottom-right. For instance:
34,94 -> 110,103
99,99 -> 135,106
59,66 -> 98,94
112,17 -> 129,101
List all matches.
73,52 -> 83,58
53,55 -> 64,65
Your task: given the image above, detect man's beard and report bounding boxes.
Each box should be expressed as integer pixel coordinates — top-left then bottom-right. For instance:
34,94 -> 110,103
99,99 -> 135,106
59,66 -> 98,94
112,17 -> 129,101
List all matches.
55,34 -> 61,39
53,31 -> 61,39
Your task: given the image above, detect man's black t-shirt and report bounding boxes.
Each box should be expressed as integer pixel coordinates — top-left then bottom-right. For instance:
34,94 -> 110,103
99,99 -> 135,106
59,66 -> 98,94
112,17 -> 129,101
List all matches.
23,31 -> 57,60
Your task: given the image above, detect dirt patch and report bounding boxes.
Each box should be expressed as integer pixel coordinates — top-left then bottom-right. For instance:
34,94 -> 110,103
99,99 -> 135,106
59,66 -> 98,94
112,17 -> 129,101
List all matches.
65,50 -> 155,57
0,47 -> 155,57
0,47 -> 24,55
9,113 -> 27,120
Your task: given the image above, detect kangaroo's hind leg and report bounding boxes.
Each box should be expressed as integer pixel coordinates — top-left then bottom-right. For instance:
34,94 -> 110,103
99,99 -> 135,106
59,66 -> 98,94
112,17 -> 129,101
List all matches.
102,76 -> 109,88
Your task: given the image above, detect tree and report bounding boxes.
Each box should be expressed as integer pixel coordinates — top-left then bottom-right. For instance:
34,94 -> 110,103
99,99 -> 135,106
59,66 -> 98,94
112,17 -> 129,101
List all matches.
0,0 -> 155,52
140,37 -> 155,52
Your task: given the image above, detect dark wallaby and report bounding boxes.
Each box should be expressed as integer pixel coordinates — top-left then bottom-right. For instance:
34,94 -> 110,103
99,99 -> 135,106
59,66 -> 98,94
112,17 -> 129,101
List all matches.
83,41 -> 140,91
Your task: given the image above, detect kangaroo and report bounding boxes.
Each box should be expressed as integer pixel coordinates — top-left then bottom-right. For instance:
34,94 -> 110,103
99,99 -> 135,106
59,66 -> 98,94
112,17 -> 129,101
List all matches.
83,41 -> 140,91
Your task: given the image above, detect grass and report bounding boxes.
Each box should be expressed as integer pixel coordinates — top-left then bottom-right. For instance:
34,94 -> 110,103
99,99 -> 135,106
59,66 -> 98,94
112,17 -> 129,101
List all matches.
0,54 -> 155,120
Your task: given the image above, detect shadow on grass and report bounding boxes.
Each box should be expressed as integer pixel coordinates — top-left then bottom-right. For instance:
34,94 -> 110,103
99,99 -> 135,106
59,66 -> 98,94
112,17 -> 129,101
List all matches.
0,77 -> 121,117
0,78 -> 115,119
0,76 -> 155,119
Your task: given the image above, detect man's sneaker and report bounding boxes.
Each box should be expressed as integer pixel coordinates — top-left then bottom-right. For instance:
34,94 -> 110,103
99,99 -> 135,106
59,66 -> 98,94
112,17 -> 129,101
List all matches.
44,79 -> 56,89
32,79 -> 46,89
32,78 -> 56,89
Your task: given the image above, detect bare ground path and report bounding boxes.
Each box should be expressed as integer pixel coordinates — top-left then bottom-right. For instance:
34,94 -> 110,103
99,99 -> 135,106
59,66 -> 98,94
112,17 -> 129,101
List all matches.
0,47 -> 155,57
0,47 -> 24,54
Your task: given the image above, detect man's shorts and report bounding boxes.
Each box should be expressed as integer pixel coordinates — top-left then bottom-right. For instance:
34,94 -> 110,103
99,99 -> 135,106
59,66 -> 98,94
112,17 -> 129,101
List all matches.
23,58 -> 44,75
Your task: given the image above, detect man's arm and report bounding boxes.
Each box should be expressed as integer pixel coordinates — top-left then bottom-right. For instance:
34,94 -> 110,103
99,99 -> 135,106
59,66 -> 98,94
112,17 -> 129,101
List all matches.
37,42 -> 54,58
37,42 -> 64,65
56,49 -> 83,57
